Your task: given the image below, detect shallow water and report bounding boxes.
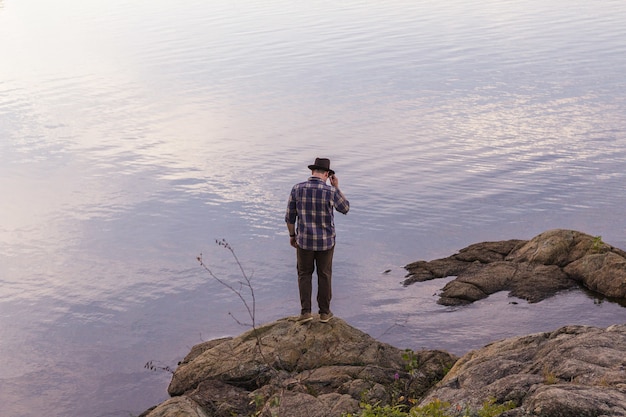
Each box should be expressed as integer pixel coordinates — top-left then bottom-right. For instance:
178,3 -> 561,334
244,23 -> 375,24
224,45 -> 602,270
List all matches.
1,0 -> 626,415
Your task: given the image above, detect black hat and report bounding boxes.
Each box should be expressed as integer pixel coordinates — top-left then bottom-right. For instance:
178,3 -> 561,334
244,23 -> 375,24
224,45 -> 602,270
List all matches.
308,158 -> 335,175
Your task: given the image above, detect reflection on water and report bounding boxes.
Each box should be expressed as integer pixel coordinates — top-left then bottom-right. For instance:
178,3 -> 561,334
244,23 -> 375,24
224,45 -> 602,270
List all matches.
348,273 -> 626,356
1,0 -> 626,416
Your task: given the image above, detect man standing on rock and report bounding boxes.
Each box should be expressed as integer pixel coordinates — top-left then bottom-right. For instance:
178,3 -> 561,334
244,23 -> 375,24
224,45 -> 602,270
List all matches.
285,158 -> 350,324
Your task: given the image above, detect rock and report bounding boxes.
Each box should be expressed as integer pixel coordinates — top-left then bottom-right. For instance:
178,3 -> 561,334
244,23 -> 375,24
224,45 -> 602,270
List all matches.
404,239 -> 526,285
140,230 -> 626,416
142,321 -> 626,417
404,229 -> 626,305
187,380 -> 253,416
455,240 -> 527,263
404,258 -> 469,284
167,317 -> 435,395
255,391 -> 358,417
506,229 -> 587,266
141,396 -> 211,417
142,317 -> 457,417
421,324 -> 626,417
564,252 -> 626,299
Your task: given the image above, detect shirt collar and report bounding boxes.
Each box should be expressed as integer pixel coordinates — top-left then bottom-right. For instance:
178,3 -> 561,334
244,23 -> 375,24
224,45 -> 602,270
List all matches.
308,176 -> 326,183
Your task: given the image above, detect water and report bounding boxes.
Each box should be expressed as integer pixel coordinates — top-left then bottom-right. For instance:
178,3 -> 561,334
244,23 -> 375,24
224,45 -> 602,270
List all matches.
1,0 -> 626,415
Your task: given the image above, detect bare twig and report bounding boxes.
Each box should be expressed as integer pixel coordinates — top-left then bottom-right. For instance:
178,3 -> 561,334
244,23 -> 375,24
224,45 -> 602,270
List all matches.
197,240 -> 256,328
144,360 -> 175,374
197,239 -> 275,373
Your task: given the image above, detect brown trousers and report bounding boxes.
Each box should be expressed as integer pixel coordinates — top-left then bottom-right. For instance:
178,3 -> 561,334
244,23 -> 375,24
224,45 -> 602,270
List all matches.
296,246 -> 334,315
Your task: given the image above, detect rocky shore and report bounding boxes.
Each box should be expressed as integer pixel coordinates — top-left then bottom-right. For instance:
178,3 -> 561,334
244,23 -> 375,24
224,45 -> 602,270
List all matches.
141,230 -> 626,416
404,229 -> 626,305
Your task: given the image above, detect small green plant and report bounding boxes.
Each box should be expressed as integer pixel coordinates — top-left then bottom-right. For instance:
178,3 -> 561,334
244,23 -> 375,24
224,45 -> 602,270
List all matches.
476,398 -> 515,417
411,398 -> 515,417
250,393 -> 266,416
542,366 -> 558,385
402,349 -> 421,376
409,399 -> 451,417
343,402 -> 408,417
591,235 -> 604,252
344,397 -> 515,417
384,349 -> 424,408
249,394 -> 281,417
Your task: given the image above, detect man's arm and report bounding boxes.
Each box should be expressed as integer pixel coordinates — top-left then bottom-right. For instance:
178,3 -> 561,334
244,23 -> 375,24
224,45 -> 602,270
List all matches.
286,222 -> 297,248
285,188 -> 298,248
330,175 -> 350,215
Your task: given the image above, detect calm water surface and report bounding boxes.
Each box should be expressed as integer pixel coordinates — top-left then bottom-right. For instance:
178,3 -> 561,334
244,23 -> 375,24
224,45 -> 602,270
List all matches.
1,0 -> 626,416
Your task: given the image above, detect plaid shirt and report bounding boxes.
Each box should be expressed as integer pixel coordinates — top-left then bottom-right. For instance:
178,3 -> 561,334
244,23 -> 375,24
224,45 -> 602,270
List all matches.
285,176 -> 350,251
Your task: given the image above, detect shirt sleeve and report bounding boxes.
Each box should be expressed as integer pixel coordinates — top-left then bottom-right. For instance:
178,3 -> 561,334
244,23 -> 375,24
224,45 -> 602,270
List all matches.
334,189 -> 350,215
285,186 -> 298,224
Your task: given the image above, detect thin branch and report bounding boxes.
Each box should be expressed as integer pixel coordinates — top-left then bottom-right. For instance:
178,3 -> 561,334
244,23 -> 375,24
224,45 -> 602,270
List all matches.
197,239 -> 276,373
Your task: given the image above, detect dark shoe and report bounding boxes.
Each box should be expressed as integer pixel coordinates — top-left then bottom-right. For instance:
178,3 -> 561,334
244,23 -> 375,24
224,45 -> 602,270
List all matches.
319,312 -> 334,323
297,313 -> 313,323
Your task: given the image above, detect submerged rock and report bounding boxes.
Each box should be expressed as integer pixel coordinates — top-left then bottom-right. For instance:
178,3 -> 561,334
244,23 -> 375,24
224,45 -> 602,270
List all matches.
404,229 -> 626,305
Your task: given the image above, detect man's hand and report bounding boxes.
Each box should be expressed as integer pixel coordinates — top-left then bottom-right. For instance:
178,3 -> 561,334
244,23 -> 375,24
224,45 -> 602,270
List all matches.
287,223 -> 298,248
329,174 -> 339,188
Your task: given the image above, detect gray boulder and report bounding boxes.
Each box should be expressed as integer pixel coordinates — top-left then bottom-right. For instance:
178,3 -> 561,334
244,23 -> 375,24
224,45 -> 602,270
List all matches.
142,317 -> 456,417
421,324 -> 626,417
404,229 -> 626,305
141,321 -> 626,417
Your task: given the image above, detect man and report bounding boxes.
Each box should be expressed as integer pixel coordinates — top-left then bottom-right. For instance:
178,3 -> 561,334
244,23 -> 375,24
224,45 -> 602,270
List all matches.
285,158 -> 350,324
